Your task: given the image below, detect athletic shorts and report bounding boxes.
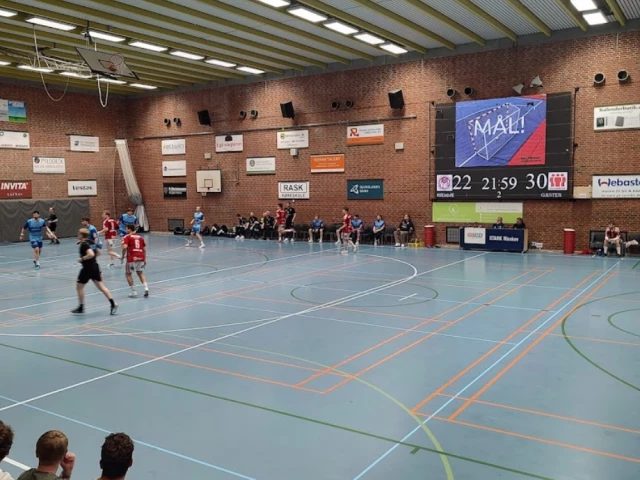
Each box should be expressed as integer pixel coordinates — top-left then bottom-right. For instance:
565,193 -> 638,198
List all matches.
277,224 -> 285,232
77,265 -> 102,284
192,226 -> 201,234
107,239 -> 115,247
342,231 -> 352,240
91,243 -> 103,251
30,241 -> 43,249
285,220 -> 293,230
118,230 -> 126,238
127,261 -> 145,273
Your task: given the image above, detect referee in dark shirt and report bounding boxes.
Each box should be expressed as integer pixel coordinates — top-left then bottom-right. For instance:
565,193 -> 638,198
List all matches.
47,207 -> 60,244
284,201 -> 296,242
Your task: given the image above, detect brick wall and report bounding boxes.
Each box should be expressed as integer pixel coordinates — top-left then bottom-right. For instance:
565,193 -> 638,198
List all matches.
0,84 -> 127,220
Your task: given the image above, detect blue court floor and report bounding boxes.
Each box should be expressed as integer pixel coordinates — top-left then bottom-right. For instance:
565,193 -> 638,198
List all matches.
0,234 -> 639,480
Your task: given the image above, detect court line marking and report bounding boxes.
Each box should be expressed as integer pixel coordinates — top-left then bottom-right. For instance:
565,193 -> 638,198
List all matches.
352,262 -> 619,480
398,293 -> 417,302
0,253 -> 484,413
0,394 -> 258,480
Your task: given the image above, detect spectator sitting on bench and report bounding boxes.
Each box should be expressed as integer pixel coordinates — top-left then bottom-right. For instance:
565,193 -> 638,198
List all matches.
373,215 -> 386,246
604,221 -> 622,256
394,214 -> 414,247
492,217 -> 506,229
248,212 -> 261,239
235,214 -> 248,240
513,217 -> 526,229
261,211 -> 275,240
308,215 -> 324,243
351,214 -> 363,245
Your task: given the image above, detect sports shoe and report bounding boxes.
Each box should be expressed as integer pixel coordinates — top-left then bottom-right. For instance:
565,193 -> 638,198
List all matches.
71,306 -> 84,314
395,243 -> 401,247
55,239 -> 60,245
144,290 -> 149,298
284,238 -> 289,243
354,244 -> 359,252
319,239 -> 323,243
110,304 -> 119,315
128,292 -> 138,298
374,240 -> 378,246
341,250 -> 348,255
308,239 -> 313,243
35,263 -> 40,270
290,238 -> 295,243
199,243 -> 205,249
401,244 -> 406,248
335,240 -> 341,245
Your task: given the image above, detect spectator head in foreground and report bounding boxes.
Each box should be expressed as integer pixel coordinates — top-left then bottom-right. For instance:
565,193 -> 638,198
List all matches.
0,421 -> 14,480
98,433 -> 134,480
17,430 -> 75,480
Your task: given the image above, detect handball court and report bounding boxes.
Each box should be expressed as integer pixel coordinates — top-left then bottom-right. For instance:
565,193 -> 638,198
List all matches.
0,234 -> 638,480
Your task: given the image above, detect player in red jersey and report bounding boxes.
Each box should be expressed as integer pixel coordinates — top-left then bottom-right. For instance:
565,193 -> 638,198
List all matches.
121,224 -> 149,298
276,203 -> 287,243
340,207 -> 356,254
98,211 -> 122,267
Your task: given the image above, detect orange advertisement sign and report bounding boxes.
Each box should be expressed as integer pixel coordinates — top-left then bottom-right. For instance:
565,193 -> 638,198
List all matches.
311,154 -> 345,173
347,124 -> 384,146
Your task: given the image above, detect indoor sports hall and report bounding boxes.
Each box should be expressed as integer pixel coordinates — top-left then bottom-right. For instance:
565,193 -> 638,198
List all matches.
0,1 -> 639,480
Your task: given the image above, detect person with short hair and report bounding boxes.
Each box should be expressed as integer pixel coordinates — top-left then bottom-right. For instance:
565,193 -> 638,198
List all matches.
351,214 -> 363,245
513,217 -> 526,229
188,206 -> 205,248
17,430 -> 75,480
340,207 -> 356,254
308,215 -> 324,243
373,215 -> 386,246
394,214 -> 414,248
122,224 -> 149,298
20,211 -> 54,270
248,212 -> 261,239
117,209 -> 137,239
80,217 -> 102,258
604,221 -> 622,256
46,207 -> 60,245
261,211 -> 275,240
0,421 -> 15,480
99,211 -> 122,267
97,433 -> 134,480
283,201 -> 297,243
276,204 -> 287,243
235,214 -> 248,240
72,228 -> 117,316
492,217 -> 505,229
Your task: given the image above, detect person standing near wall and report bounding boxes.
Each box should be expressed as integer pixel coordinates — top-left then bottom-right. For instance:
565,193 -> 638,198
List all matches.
47,207 -> 60,245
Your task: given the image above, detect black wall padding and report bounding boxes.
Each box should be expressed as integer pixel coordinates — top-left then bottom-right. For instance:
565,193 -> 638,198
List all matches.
0,198 -> 90,244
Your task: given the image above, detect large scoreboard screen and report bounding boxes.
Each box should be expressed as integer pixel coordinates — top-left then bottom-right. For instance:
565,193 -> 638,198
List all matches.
435,92 -> 573,200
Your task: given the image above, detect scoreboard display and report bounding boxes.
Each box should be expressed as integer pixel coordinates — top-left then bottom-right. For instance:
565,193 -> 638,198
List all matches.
435,92 -> 573,200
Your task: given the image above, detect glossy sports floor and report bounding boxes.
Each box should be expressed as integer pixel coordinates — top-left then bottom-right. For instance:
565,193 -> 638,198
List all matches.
0,234 -> 639,480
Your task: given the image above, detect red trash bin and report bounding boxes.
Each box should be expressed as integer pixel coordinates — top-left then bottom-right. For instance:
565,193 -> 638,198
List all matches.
563,228 -> 575,254
424,225 -> 435,247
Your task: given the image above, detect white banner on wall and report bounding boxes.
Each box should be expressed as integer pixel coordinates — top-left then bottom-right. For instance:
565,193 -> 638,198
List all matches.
246,157 -> 276,175
0,131 -> 30,149
594,104 -> 640,131
464,227 -> 486,245
68,180 -> 97,196
161,138 -> 186,155
277,130 -> 309,149
278,181 -> 309,199
592,175 -> 640,198
162,160 -> 187,177
0,99 -> 7,122
33,157 -> 65,174
70,135 -> 100,152
347,124 -> 384,146
216,135 -> 244,152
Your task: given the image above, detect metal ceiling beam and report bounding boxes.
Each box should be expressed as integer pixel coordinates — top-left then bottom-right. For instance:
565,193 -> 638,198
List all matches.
0,38 -> 196,87
296,0 -> 433,53
604,0 -> 626,26
450,0 -> 517,41
0,24 -> 231,83
0,67 -> 136,93
5,0 -> 289,74
553,0 -> 588,31
202,0 -> 375,61
390,0 -> 486,46
504,0 -> 552,36
138,0 -> 336,67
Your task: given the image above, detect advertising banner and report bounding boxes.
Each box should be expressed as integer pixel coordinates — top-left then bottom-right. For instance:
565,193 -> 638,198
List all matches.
216,135 -> 243,152
0,181 -> 32,199
246,157 -> 276,175
278,181 -> 309,199
162,160 -> 187,177
592,175 -> 640,198
432,202 -> 522,223
68,180 -> 97,196
347,180 -> 383,200
163,182 -> 188,199
161,138 -> 186,155
277,130 -> 309,149
594,104 -> 640,131
0,131 -> 30,149
311,154 -> 344,173
347,124 -> 384,146
0,100 -> 26,123
70,135 -> 99,152
33,157 -> 65,174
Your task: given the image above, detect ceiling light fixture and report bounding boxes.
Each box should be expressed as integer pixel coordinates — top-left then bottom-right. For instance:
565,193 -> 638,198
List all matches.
0,61 -> 11,66
98,77 -> 127,84
25,16 -> 76,31
130,83 -> 158,90
128,40 -> 167,52
287,6 -> 328,23
237,66 -> 265,75
583,10 -> 607,25
256,0 -> 291,7
85,30 -> 126,43
0,8 -> 18,17
60,72 -> 92,79
205,59 -> 237,68
324,20 -> 358,35
18,65 -> 54,73
570,0 -> 597,12
380,43 -> 408,54
170,50 -> 205,61
354,32 -> 385,45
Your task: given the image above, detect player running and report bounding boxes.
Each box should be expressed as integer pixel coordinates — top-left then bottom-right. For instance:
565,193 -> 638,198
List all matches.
72,228 -> 118,315
188,206 -> 205,248
340,207 -> 356,254
98,211 -> 122,267
276,203 -> 287,243
20,210 -> 53,270
81,217 -> 102,257
118,208 -> 138,238
122,224 -> 149,298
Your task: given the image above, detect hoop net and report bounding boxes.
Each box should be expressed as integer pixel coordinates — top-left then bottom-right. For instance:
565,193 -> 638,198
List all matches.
99,53 -> 125,74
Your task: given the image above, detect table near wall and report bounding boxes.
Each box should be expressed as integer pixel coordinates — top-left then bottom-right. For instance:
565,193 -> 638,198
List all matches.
459,227 -> 528,253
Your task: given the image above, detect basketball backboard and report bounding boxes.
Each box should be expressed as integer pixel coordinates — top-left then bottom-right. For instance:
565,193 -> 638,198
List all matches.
75,47 -> 138,79
196,170 -> 222,193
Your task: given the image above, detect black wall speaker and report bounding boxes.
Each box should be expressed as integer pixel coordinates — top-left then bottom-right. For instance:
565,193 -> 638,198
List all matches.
250,109 -> 259,118
239,111 -> 247,119
163,118 -> 170,126
197,109 -> 211,126
464,86 -> 474,96
617,70 -> 630,83
388,89 -> 404,109
446,88 -> 457,98
593,72 -> 606,86
280,101 -> 295,119
331,101 -> 340,110
345,100 -> 354,109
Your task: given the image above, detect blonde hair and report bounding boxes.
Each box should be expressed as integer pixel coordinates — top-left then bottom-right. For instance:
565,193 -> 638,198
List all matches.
78,228 -> 90,239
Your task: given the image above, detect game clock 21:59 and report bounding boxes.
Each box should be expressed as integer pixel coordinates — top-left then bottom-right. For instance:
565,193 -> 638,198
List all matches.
436,171 -> 569,199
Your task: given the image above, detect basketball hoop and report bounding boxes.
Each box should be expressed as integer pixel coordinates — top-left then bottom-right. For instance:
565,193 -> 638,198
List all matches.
99,53 -> 124,75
